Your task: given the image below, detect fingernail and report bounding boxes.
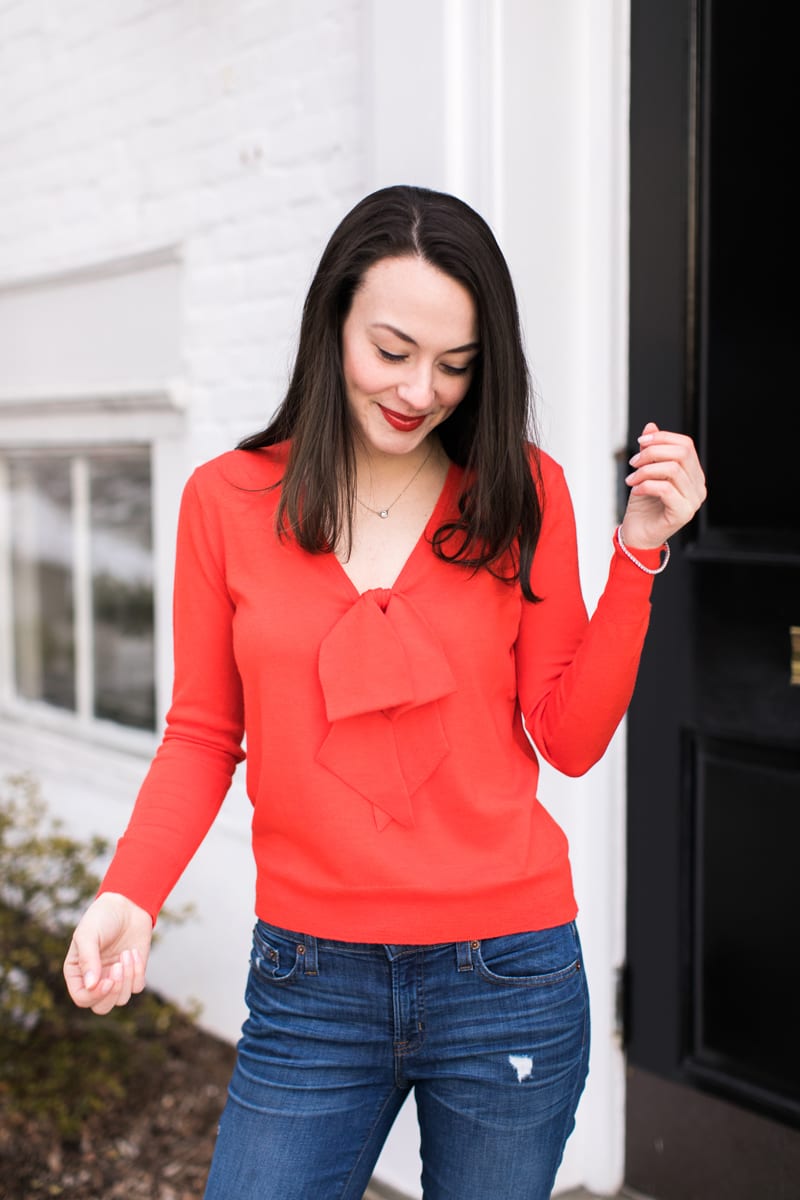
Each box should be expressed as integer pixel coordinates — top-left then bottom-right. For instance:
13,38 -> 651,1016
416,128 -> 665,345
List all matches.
84,971 -> 97,989
629,453 -> 641,466
625,473 -> 635,484
638,434 -> 654,444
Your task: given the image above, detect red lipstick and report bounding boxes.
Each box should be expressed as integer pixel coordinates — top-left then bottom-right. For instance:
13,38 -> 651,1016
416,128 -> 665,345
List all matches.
379,405 -> 426,432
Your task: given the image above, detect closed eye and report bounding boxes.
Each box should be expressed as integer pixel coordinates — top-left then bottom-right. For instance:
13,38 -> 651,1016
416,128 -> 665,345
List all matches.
376,346 -> 475,374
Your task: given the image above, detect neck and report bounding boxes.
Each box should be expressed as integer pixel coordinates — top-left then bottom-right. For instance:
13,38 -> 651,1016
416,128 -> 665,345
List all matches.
354,436 -> 439,486
353,436 -> 444,520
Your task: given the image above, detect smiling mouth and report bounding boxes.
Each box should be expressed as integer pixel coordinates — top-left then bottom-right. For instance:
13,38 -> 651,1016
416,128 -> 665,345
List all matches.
378,405 -> 427,431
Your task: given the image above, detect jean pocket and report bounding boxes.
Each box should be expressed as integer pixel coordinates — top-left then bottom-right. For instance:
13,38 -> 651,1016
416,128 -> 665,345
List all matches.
250,920 -> 304,984
474,922 -> 582,988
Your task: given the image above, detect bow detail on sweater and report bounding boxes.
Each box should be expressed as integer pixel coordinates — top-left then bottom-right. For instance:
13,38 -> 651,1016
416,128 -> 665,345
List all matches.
316,589 -> 457,830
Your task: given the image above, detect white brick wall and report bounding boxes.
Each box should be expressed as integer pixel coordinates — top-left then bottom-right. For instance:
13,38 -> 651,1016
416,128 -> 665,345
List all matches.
0,0 -> 364,457
0,0 -> 367,1043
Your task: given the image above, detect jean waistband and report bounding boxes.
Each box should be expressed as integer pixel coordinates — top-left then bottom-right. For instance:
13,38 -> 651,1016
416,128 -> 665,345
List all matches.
256,920 -> 481,972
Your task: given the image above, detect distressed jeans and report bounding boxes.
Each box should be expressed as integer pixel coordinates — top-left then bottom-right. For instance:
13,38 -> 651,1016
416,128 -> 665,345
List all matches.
203,920 -> 589,1200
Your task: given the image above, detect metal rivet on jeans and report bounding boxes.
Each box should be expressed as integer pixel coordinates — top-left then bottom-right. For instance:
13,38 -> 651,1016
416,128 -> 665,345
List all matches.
297,944 -> 306,955
470,940 -> 480,950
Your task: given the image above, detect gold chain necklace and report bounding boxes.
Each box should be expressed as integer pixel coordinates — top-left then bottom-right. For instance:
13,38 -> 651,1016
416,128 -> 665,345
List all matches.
356,444 -> 435,519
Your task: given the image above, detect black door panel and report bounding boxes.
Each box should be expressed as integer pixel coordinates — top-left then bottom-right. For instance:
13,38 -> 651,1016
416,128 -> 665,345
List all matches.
627,1 -> 800,1193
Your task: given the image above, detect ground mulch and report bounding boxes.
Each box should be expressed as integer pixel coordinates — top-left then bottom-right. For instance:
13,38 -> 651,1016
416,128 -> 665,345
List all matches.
0,1009 -> 236,1200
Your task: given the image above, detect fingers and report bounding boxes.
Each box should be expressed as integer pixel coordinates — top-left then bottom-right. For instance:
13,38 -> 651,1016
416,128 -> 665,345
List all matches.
102,949 -> 139,1011
64,947 -> 146,1016
131,945 -> 147,995
63,930 -> 103,1003
73,932 -> 102,993
626,455 -> 699,510
630,429 -> 707,492
99,947 -> 148,1014
620,423 -> 707,547
627,430 -> 706,502
63,937 -> 116,1011
63,894 -> 153,1015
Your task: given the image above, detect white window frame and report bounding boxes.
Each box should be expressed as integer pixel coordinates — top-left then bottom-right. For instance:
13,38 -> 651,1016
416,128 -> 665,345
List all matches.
0,247 -> 186,758
0,415 -> 186,757
2,442 -> 157,746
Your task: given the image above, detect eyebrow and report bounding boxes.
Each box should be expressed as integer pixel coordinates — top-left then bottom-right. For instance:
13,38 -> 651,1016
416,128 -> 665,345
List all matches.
370,323 -> 480,354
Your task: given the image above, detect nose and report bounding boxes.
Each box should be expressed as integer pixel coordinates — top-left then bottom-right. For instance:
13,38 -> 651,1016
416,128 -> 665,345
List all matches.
396,363 -> 435,410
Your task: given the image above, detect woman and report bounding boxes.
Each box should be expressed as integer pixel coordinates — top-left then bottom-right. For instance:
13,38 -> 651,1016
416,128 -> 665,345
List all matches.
64,185 -> 706,1199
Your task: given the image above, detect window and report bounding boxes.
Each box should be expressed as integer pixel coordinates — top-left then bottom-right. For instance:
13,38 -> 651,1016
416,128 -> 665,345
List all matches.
0,245 -> 181,742
3,447 -> 155,732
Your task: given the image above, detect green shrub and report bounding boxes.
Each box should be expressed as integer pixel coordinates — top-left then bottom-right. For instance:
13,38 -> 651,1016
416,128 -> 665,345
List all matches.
0,773 -> 193,1142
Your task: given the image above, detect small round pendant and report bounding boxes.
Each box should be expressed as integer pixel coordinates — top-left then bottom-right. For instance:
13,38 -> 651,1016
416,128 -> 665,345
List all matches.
379,509 -> 389,519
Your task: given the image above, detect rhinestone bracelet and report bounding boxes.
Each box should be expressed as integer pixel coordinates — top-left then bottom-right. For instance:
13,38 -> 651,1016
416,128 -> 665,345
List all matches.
615,524 -> 670,575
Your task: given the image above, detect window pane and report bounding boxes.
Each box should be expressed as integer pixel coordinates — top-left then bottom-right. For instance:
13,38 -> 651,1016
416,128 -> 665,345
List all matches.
9,458 -> 76,711
90,453 -> 155,730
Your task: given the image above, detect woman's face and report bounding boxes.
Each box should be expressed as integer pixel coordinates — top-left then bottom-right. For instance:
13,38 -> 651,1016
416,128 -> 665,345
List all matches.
340,255 -> 479,461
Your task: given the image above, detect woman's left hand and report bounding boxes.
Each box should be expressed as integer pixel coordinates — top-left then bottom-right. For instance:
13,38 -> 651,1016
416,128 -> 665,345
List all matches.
620,421 -> 707,549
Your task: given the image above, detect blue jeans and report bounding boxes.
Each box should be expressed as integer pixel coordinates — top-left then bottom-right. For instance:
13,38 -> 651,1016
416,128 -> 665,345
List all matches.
204,920 -> 589,1200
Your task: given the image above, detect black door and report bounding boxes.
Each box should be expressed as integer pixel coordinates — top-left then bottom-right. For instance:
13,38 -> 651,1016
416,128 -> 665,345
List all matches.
626,4 -> 800,1197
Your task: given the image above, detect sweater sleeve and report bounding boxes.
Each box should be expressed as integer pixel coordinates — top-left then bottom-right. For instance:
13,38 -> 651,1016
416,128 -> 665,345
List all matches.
516,459 -> 660,777
99,468 -> 245,921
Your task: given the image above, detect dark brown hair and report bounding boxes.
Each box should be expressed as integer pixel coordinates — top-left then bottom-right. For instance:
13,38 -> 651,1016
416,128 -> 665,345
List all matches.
239,185 -> 542,600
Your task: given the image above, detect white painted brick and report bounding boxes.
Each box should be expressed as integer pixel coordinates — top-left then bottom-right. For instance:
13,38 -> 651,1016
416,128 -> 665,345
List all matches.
0,0 -> 365,1049
0,0 -> 363,439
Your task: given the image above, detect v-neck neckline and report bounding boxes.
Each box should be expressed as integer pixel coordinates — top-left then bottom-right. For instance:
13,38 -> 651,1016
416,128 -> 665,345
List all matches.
331,459 -> 460,600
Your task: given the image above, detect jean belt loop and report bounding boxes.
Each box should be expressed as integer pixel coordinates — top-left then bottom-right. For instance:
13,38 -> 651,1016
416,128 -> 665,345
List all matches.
300,933 -> 318,976
456,939 -> 475,972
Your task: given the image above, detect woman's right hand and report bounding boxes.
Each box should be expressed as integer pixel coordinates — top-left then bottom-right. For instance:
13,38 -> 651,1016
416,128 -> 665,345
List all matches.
63,892 -> 153,1015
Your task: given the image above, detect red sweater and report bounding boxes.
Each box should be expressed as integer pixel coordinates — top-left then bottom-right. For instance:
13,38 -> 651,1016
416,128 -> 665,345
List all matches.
100,442 -> 659,942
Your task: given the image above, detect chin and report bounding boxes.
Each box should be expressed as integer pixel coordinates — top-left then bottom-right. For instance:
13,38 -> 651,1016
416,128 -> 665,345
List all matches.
359,413 -> 430,453
370,433 -> 428,458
